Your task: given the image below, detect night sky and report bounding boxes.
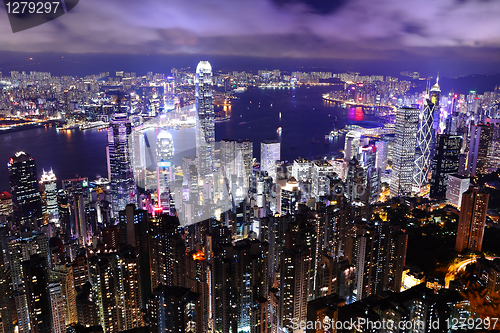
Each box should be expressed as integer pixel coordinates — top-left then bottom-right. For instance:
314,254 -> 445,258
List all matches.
1,0 -> 500,76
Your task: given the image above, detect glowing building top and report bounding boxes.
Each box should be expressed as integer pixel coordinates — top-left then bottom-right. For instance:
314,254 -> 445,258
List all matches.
430,75 -> 441,92
40,169 -> 57,183
196,61 -> 212,74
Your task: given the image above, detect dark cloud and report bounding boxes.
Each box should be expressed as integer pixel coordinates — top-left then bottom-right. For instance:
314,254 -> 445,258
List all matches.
270,0 -> 348,14
0,0 -> 499,70
402,23 -> 427,37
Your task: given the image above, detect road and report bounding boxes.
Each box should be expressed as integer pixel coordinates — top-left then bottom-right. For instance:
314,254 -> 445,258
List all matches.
445,256 -> 499,288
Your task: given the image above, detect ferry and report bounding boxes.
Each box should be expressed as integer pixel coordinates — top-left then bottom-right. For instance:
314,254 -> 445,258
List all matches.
234,87 -> 247,93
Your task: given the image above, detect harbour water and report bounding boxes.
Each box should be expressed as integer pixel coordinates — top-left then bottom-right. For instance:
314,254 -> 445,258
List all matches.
0,86 -> 378,191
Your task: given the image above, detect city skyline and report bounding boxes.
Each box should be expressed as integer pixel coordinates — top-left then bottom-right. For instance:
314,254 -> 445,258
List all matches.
1,0 -> 500,331
1,0 -> 500,77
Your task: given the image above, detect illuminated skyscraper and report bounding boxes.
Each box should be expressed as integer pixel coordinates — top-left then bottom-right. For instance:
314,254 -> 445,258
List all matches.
220,139 -> 253,198
414,97 -> 437,189
280,243 -> 312,333
62,177 -> 90,246
446,174 -> 470,207
429,135 -> 462,199
131,130 -> 146,189
8,151 -> 43,232
344,131 -> 361,161
467,123 -> 492,176
156,131 -> 174,210
51,264 -> 77,326
456,186 -> 489,253
312,161 -> 336,200
390,107 -> 419,197
375,140 -> 388,171
108,113 -> 137,215
195,61 -> 215,175
39,169 -> 58,225
261,140 -> 280,180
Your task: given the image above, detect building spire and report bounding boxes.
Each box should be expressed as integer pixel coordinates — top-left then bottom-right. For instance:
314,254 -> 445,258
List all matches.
431,73 -> 441,92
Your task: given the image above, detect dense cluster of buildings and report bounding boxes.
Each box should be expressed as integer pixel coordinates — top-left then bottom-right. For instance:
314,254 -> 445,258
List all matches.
0,62 -> 499,333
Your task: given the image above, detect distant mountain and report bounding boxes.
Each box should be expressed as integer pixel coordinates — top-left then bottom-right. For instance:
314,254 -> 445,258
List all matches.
440,74 -> 500,95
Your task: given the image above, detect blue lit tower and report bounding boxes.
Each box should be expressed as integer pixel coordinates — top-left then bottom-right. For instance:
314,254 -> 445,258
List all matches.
195,61 -> 215,175
108,113 -> 137,216
8,151 -> 43,232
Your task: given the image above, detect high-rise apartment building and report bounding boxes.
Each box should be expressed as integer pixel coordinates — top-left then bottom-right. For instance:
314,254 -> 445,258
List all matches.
8,151 -> 43,232
195,61 -> 215,175
88,246 -> 143,333
147,285 -> 202,333
356,223 -> 407,300
390,107 -> 419,197
212,239 -> 269,333
48,282 -> 66,333
456,186 -> 489,252
118,204 -> 152,307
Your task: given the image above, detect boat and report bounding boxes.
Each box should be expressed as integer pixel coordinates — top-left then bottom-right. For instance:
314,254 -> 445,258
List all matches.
234,87 -> 247,93
277,127 -> 282,135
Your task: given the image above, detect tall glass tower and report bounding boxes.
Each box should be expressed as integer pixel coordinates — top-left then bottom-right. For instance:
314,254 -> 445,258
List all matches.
414,77 -> 440,190
390,107 -> 419,197
8,151 -> 42,232
156,131 -> 174,210
108,113 -> 137,216
414,99 -> 436,189
195,61 -> 215,175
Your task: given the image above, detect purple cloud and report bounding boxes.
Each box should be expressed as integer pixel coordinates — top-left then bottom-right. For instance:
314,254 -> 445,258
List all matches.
0,0 -> 499,61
